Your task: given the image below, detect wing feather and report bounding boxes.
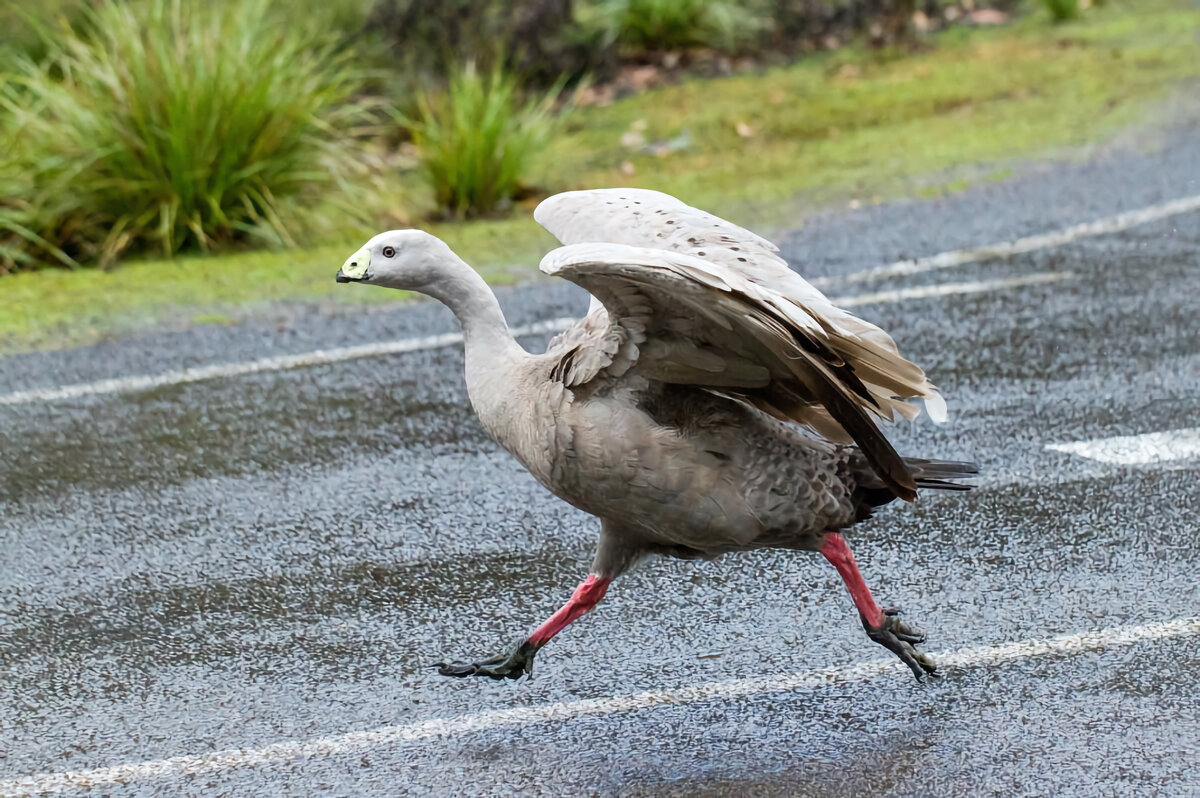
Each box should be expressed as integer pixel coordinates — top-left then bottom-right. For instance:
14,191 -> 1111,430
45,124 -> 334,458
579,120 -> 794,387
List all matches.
535,189 -> 948,500
536,188 -> 946,423
541,243 -> 919,499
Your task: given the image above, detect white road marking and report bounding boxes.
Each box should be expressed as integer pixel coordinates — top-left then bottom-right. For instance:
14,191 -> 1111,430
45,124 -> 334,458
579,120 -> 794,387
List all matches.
4,616 -> 1195,794
0,318 -> 576,407
836,271 -> 1072,307
813,192 -> 1200,287
0,271 -> 1072,407
1047,428 -> 1200,465
5,189 -> 1198,407
3,190 -> 1195,407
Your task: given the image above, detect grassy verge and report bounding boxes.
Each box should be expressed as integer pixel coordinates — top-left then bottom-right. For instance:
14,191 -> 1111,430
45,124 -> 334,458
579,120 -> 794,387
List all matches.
3,0 -> 1198,352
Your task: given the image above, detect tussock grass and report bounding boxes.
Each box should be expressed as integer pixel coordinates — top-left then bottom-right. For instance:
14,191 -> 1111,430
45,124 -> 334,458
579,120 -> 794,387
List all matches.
576,0 -> 760,55
407,63 -> 563,218
0,0 -> 374,271
1039,0 -> 1083,22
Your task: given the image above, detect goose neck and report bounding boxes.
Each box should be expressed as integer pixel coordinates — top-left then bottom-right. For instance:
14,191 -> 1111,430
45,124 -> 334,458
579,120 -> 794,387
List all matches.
425,257 -> 528,389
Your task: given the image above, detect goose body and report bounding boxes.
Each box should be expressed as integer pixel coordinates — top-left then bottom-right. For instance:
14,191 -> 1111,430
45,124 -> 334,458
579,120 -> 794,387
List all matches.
480,373 -> 866,565
336,188 -> 976,681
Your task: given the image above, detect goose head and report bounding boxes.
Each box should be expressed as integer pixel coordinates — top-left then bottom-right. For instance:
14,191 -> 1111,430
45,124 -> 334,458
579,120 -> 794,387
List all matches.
336,229 -> 454,292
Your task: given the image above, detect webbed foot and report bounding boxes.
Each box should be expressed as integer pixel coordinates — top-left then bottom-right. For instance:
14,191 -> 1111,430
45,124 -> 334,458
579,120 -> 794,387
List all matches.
436,639 -> 540,681
863,608 -> 937,681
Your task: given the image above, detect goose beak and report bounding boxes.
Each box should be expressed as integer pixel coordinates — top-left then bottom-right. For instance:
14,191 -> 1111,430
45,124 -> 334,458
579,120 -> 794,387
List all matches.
336,248 -> 371,283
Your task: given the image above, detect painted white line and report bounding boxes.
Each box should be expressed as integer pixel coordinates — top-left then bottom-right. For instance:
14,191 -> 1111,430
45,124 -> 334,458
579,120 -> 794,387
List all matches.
5,616 -> 1196,794
812,192 -> 1200,287
0,318 -> 576,407
3,192 -> 1197,407
1047,428 -> 1200,465
0,271 -> 1071,407
837,271 -> 1071,307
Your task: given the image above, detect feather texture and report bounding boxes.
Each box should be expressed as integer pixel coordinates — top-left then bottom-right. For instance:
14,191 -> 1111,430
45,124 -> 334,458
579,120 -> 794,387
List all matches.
535,190 -> 947,500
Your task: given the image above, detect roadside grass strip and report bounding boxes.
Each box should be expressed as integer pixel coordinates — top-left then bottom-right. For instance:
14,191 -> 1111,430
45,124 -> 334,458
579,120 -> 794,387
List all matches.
4,189 -> 1197,407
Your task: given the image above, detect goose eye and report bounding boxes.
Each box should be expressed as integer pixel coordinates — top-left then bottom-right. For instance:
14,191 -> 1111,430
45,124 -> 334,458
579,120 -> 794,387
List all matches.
382,246 -> 397,258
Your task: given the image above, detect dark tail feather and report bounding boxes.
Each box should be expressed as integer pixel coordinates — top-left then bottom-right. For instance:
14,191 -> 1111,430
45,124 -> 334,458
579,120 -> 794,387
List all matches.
854,456 -> 978,508
913,477 -> 974,491
905,457 -> 979,491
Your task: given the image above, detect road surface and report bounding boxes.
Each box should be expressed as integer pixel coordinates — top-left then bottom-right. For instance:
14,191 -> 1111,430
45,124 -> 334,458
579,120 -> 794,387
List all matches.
2,118 -> 1198,796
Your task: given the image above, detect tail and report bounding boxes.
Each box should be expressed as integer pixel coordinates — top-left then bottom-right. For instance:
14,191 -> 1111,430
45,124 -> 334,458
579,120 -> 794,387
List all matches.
852,455 -> 978,509
904,457 -> 979,492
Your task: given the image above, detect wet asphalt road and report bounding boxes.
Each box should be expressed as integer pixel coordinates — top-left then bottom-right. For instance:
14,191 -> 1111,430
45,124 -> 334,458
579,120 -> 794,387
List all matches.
2,117 -> 1200,796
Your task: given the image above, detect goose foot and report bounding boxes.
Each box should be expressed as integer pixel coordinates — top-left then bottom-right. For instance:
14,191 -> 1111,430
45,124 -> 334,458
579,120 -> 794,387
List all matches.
863,608 -> 937,681
436,639 -> 540,681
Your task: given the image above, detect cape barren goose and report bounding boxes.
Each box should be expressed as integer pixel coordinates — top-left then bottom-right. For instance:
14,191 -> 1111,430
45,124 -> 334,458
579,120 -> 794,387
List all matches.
336,188 -> 976,682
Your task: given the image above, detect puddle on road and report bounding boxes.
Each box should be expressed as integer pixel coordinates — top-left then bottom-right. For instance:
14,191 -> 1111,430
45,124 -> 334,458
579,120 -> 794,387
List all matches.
421,638 -> 1200,797
3,463 -> 1196,700
867,467 -> 1200,555
618,732 -> 934,798
859,245 -> 1200,385
1100,640 -> 1200,699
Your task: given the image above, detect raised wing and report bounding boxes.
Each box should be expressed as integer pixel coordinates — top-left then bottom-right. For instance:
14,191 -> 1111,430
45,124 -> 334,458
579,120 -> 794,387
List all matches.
542,242 -> 926,499
535,188 -> 945,422
535,189 -> 947,500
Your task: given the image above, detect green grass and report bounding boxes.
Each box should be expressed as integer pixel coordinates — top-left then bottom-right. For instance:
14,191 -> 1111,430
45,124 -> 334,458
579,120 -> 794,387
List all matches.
2,0 -> 1199,351
544,1 -> 1199,221
0,224 -> 548,348
406,62 -> 563,218
574,0 -> 760,55
1039,0 -> 1082,22
0,0 -> 377,62
0,0 -> 374,270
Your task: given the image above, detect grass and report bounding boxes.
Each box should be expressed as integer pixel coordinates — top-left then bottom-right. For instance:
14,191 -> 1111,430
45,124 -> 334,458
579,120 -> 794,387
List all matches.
574,0 -> 760,55
545,2 -> 1200,220
1039,0 -> 1082,23
0,0 -> 377,60
0,222 -> 548,348
407,62 -> 564,218
2,0 -> 1198,351
0,0 -> 374,270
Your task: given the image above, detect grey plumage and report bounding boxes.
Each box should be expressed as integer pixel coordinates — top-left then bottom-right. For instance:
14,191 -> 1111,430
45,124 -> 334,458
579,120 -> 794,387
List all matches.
336,188 -> 976,682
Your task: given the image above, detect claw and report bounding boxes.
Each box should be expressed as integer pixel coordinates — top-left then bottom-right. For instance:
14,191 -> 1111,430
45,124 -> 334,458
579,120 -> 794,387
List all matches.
863,608 -> 938,682
436,639 -> 540,681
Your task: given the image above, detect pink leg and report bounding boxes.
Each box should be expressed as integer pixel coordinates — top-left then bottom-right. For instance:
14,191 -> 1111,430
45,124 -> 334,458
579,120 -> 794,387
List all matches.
819,532 -> 936,681
819,532 -> 885,628
437,574 -> 612,681
528,574 -> 611,647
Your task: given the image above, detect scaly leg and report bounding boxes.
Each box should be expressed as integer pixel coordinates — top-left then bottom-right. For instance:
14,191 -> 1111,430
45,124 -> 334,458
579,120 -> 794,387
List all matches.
820,532 -> 936,681
437,574 -> 612,680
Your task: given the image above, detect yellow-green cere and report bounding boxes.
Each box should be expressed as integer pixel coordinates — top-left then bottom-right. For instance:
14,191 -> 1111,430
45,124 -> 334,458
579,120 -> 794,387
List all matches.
340,248 -> 371,280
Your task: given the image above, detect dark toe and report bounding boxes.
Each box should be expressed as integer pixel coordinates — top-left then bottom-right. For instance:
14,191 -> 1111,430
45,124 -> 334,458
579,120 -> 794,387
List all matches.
434,640 -> 539,681
864,610 -> 937,681
436,660 -> 490,678
895,645 -> 938,681
890,621 -> 926,646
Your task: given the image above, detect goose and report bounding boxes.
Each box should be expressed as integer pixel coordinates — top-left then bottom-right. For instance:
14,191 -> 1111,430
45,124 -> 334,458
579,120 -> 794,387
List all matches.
336,188 -> 977,682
